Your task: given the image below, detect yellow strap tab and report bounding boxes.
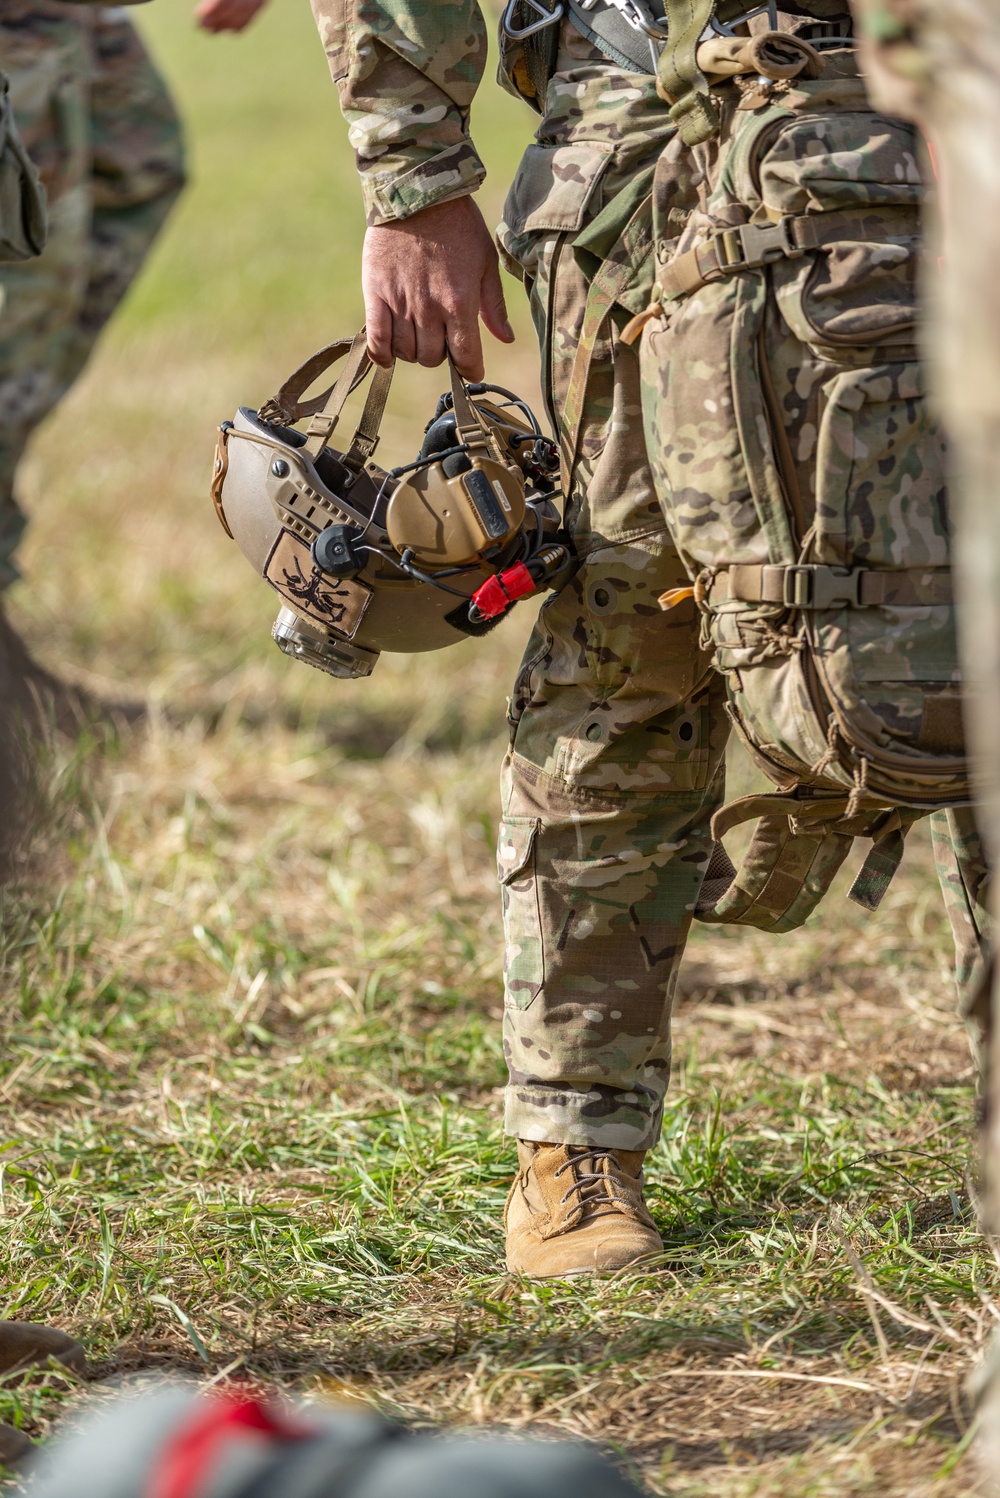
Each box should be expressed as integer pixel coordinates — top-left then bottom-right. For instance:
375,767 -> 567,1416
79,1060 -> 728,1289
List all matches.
658,585 -> 696,611
620,305 -> 661,346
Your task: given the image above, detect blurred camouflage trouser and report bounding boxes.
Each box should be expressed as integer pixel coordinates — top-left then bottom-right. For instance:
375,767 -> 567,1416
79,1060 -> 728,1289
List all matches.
931,807 -> 991,1066
500,225 -> 731,1151
0,0 -> 185,590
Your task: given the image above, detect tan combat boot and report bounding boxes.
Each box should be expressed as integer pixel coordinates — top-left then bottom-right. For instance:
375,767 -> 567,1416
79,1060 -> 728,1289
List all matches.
505,1141 -> 662,1278
0,1320 -> 85,1467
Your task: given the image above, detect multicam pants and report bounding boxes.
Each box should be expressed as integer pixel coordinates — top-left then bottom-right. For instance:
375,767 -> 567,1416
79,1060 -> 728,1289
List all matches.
0,0 -> 185,590
498,28 -> 990,1151
499,236 -> 729,1150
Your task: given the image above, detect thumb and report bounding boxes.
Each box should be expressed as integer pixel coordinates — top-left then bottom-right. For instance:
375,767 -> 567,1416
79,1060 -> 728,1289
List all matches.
480,260 -> 515,344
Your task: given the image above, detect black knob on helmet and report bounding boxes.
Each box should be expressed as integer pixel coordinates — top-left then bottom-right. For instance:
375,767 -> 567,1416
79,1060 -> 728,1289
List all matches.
311,523 -> 363,578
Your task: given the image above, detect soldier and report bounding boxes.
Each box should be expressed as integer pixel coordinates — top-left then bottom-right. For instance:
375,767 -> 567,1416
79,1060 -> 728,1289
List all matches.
309,0 -> 726,1280
0,0 -> 261,1466
847,0 -> 1000,1177
308,0 -> 989,1278
0,60 -> 85,1469
0,0 -> 264,715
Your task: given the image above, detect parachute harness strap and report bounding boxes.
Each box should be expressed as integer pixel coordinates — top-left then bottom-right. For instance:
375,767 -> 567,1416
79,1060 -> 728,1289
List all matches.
657,0 -> 720,145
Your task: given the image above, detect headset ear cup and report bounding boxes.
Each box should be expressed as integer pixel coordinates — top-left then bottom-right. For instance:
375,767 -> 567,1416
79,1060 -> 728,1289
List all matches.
419,412 -> 459,460
441,450 -> 472,478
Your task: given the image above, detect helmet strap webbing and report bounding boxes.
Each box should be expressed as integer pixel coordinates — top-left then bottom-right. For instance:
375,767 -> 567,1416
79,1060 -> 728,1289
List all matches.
303,329 -> 373,459
259,338 -> 355,424
343,360 -> 394,470
447,353 -> 503,462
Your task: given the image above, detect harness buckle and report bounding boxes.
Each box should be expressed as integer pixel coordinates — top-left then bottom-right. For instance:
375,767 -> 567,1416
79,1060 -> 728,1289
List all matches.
717,217 -> 805,273
783,564 -> 863,610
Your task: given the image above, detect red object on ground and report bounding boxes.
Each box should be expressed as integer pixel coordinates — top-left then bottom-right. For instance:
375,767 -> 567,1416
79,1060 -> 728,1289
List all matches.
147,1395 -> 314,1498
471,561 -> 538,619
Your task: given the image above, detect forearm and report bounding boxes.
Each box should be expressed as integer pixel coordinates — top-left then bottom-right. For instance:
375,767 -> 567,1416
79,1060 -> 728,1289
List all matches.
310,0 -> 488,224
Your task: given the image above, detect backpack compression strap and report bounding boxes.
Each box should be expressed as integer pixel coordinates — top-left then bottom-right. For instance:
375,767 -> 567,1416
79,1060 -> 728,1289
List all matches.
694,793 -> 925,933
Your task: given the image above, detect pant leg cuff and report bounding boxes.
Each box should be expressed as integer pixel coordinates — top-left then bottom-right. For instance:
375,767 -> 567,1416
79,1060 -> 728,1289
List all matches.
504,1086 -> 661,1152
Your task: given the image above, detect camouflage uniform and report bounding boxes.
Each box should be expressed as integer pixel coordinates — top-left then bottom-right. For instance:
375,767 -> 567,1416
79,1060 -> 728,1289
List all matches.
310,0 -> 989,1149
0,0 -> 185,590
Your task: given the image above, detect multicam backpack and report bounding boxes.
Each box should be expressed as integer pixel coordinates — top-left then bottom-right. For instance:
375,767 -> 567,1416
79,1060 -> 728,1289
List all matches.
634,21 -> 971,932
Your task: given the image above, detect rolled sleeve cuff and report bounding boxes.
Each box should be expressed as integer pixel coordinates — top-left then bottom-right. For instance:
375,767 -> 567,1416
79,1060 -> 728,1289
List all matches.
360,139 -> 487,225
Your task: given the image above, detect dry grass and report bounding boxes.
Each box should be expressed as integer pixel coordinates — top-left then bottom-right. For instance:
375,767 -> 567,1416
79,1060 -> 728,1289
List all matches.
0,2 -> 996,1493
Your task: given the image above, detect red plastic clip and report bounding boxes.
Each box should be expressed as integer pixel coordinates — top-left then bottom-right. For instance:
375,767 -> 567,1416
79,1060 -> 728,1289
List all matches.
470,561 -> 538,620
500,561 -> 537,603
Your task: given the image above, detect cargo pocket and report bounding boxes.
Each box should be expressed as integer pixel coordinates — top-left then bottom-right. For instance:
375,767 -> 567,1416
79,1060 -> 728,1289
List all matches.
498,140 -> 613,278
760,112 -> 922,349
498,817 -> 544,1010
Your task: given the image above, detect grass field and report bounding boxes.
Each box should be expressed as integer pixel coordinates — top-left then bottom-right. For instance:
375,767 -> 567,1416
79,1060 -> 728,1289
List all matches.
0,2 -> 996,1492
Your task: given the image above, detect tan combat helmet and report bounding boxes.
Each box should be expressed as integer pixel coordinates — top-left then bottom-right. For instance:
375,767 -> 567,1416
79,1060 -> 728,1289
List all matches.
211,330 -> 572,679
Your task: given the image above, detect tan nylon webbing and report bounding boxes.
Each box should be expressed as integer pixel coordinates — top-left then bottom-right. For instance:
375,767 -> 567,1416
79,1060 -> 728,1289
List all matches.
343,361 -> 394,469
709,563 -> 953,609
658,208 -> 918,302
303,330 -> 373,459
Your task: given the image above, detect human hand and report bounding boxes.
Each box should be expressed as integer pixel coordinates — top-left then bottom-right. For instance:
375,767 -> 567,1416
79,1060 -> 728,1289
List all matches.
195,0 -> 267,34
362,195 -> 515,381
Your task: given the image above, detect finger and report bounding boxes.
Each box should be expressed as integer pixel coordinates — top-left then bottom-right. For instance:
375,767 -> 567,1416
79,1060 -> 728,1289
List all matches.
365,294 -> 394,368
479,261 -> 515,344
414,313 -> 447,369
390,314 -> 418,365
195,0 -> 230,28
197,2 -> 236,29
445,316 -> 485,382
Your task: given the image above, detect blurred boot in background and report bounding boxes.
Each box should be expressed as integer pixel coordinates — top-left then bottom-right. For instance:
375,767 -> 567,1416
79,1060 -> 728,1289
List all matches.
0,1320 -> 85,1468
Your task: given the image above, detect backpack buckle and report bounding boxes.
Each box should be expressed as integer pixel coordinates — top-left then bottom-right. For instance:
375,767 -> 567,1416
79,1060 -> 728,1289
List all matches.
784,564 -> 863,609
716,218 -> 805,273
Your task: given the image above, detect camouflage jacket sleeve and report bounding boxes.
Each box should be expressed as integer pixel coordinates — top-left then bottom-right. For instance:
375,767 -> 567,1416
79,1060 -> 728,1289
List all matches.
309,0 -> 488,225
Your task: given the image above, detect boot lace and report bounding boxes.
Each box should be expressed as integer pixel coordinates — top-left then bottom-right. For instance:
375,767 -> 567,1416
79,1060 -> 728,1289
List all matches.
552,1147 -> 638,1226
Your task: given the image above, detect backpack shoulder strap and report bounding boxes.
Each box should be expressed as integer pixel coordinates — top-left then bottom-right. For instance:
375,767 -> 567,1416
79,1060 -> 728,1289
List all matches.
656,0 -> 721,144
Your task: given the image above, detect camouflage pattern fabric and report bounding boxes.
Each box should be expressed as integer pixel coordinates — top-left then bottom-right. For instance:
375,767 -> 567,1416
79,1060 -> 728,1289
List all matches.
638,56 -> 969,820
315,5 -> 989,1141
311,0 -> 732,1148
0,0 -> 185,591
932,806 -> 991,1066
0,62 -> 47,263
496,24 -> 730,1151
308,0 -> 488,225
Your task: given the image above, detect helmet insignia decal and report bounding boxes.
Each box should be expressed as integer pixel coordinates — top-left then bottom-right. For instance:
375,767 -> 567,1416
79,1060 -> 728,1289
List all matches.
264,530 -> 372,639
